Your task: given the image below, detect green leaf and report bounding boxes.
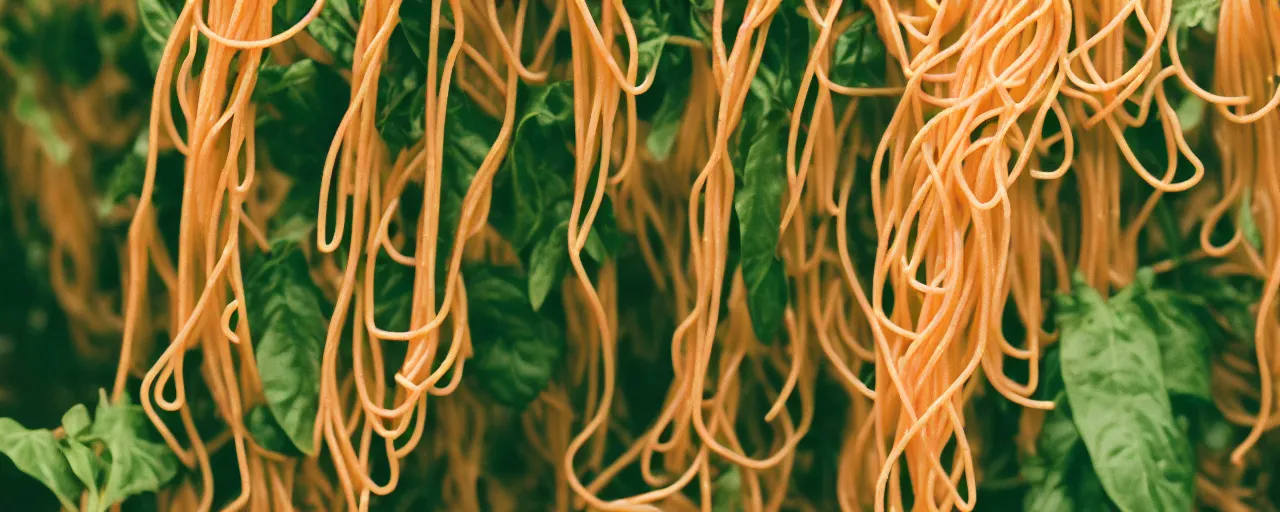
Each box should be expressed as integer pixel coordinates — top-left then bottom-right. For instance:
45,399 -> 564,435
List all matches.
86,390 -> 181,507
491,82 -> 577,252
60,438 -> 102,512
829,15 -> 886,88
1175,94 -> 1207,132
255,59 -> 350,180
1130,270 -> 1212,401
1172,0 -> 1220,35
305,0 -> 358,67
0,419 -> 83,509
467,266 -> 565,408
734,109 -> 789,343
375,69 -> 427,157
1056,275 -> 1195,512
645,82 -> 687,160
244,240 -> 326,455
245,405 -> 300,457
622,0 -> 670,79
373,255 -> 416,333
1023,348 -> 1110,510
62,405 -> 92,439
254,60 -> 319,101
527,220 -> 569,312
1240,188 -> 1263,252
711,466 -> 742,512
136,0 -> 180,73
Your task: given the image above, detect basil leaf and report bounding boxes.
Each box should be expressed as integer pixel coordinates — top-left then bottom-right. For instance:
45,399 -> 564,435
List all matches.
373,255 -> 416,333
1172,0 -> 1219,37
306,0 -> 358,67
527,219 -> 569,312
0,419 -> 83,509
491,82 -> 576,252
85,390 -> 180,507
1024,348 -> 1110,510
436,88 -> 503,258
61,404 -> 92,439
645,82 -> 687,160
136,0 -> 180,73
829,15 -> 886,87
734,108 -> 789,343
1175,95 -> 1207,132
1056,275 -> 1195,512
60,438 -> 102,512
245,405 -> 300,457
245,240 -> 326,455
623,0 -> 670,79
467,265 -> 565,408
255,60 -> 350,180
1130,271 -> 1212,401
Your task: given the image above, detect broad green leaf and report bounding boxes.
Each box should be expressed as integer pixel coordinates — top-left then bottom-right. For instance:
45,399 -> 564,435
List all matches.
1056,275 -> 1195,512
376,69 -> 427,157
97,129 -> 186,224
0,419 -> 83,509
60,438 -> 102,512
467,266 -> 565,408
61,404 -> 92,439
86,390 -> 180,507
583,195 -> 625,262
245,405 -> 300,456
750,9 -> 810,105
1023,348 -> 1109,510
255,60 -> 350,180
491,82 -> 576,252
272,0 -> 308,25
527,220 -> 569,312
436,88 -> 503,257
245,240 -> 326,455
734,109 -> 789,343
1130,270 -> 1212,401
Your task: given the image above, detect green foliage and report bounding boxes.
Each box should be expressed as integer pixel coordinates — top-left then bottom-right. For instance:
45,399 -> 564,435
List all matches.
1037,272 -> 1204,512
0,391 -> 179,511
466,265 -> 565,409
244,240 -> 328,455
489,82 -> 621,310
733,108 -> 789,343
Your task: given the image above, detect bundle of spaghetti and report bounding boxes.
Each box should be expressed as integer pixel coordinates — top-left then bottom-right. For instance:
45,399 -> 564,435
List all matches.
1058,0 -> 1209,294
1191,0 -> 1280,495
314,0 -> 548,507
851,0 -> 1072,508
566,0 -> 825,509
107,0 -> 330,507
